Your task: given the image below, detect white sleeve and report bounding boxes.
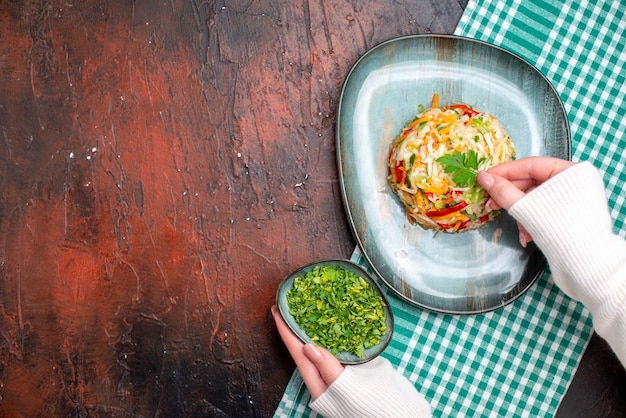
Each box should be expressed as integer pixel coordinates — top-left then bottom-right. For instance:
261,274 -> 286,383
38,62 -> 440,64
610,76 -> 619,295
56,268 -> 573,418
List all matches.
508,162 -> 626,366
309,357 -> 432,418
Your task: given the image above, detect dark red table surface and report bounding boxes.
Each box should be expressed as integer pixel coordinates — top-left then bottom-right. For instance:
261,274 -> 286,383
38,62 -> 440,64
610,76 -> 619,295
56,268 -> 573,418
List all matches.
0,1 -> 624,416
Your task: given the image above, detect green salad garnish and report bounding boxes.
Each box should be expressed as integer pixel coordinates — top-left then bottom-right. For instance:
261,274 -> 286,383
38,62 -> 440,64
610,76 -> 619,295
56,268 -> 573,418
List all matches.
436,149 -> 486,188
286,265 -> 387,357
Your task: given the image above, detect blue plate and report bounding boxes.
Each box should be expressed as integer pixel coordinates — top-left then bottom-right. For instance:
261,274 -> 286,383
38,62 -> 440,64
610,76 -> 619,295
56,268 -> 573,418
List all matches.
276,259 -> 394,365
336,35 -> 571,314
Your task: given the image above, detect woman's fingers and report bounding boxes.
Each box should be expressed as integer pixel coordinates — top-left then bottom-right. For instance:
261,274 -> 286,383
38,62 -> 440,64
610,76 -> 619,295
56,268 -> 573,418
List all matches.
271,305 -> 344,400
272,305 -> 306,357
271,305 -> 322,389
486,157 -> 575,183
478,157 -> 569,246
477,171 -> 525,210
478,175 -> 535,247
517,222 -> 533,247
303,343 -> 344,386
478,157 -> 575,211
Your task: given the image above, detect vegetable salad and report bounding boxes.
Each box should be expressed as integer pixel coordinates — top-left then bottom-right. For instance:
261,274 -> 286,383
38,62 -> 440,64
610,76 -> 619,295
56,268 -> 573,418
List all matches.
387,94 -> 516,232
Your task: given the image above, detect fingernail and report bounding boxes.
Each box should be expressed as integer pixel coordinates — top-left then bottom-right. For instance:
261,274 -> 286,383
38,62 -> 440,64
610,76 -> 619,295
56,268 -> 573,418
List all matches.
270,305 -> 278,315
519,231 -> 527,248
304,343 -> 323,361
477,171 -> 494,188
485,199 -> 494,212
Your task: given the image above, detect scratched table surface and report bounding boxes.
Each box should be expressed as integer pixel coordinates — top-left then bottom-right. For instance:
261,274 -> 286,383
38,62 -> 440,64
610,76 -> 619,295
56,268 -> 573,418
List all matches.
0,1 -> 624,417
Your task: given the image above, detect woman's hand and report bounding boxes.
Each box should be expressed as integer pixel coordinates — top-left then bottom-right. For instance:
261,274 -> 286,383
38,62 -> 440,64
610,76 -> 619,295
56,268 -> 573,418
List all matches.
272,305 -> 433,417
271,305 -> 344,400
477,157 -> 575,246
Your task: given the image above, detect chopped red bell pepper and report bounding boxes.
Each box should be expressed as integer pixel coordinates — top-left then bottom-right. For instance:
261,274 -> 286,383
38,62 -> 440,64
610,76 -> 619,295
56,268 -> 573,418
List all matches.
479,214 -> 490,223
394,162 -> 406,184
426,201 -> 468,218
396,161 -> 406,183
442,193 -> 454,205
436,222 -> 453,230
456,219 -> 471,231
445,104 -> 479,118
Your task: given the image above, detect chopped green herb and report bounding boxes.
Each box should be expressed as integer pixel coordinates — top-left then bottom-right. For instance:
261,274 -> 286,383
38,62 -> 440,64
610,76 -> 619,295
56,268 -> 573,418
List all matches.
403,115 -> 420,128
436,150 -> 486,188
405,154 -> 416,188
471,117 -> 488,134
463,210 -> 477,221
408,153 -> 416,169
286,265 -> 387,357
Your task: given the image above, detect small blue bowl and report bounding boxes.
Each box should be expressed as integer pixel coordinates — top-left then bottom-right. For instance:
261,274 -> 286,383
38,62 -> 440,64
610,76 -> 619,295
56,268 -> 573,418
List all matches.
276,259 -> 394,364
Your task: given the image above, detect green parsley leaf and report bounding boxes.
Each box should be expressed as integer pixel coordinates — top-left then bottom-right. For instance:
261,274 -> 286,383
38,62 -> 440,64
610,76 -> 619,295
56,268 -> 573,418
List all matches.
436,150 -> 486,188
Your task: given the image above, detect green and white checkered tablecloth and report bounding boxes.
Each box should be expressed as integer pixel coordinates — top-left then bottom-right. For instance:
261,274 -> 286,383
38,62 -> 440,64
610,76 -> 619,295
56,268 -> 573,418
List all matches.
458,0 -> 625,236
274,1 -> 625,417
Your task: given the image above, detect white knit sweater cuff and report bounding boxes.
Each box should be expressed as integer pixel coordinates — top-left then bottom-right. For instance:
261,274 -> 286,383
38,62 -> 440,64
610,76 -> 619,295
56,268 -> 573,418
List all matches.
508,162 -> 626,365
310,357 -> 432,418
508,162 -> 618,301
